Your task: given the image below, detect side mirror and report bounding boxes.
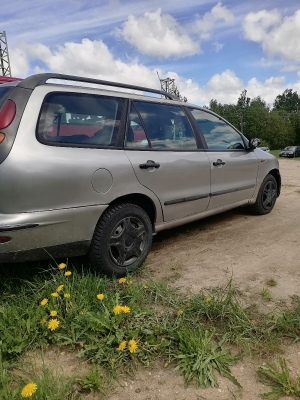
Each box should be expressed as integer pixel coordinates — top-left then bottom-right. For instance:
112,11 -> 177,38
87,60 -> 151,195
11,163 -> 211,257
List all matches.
248,138 -> 260,149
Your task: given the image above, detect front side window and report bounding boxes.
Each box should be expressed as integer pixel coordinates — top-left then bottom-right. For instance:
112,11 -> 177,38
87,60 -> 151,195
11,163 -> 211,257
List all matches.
189,108 -> 245,150
130,101 -> 198,150
37,93 -> 124,147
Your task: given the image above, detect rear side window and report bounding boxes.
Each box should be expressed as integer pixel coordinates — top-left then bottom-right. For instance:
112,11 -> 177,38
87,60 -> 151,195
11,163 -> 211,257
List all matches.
131,101 -> 198,150
37,93 -> 124,147
0,86 -> 14,108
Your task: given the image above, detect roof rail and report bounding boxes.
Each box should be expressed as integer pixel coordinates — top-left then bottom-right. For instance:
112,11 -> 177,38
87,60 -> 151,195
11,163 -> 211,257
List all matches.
17,73 -> 180,101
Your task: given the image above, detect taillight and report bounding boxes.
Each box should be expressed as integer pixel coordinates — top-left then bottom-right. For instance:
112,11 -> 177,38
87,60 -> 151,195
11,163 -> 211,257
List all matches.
0,236 -> 12,243
0,100 -> 16,129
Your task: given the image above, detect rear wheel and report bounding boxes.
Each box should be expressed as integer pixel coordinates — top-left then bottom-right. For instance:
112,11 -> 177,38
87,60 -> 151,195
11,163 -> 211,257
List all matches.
249,174 -> 277,215
90,203 -> 153,277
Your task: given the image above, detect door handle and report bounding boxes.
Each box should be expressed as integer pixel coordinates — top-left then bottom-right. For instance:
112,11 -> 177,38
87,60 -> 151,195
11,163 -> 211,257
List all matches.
139,160 -> 160,169
213,159 -> 225,166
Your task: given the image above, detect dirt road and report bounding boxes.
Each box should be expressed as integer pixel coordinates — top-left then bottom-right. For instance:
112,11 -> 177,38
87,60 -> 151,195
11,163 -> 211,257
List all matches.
108,159 -> 300,400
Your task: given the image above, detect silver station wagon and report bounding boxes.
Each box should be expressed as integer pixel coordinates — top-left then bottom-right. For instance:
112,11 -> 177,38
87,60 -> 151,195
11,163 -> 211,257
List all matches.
0,73 -> 281,276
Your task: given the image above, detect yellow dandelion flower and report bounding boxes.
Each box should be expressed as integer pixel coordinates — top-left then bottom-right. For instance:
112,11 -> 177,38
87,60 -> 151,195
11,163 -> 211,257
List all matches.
121,306 -> 130,314
119,277 -> 126,284
129,339 -> 138,353
143,285 -> 148,289
128,280 -> 133,285
177,309 -> 183,316
51,292 -> 59,298
64,293 -> 70,298
48,318 -> 59,331
205,297 -> 211,303
117,341 -> 126,351
56,284 -> 64,292
50,310 -> 57,317
64,271 -> 72,277
113,305 -> 123,314
40,298 -> 48,306
21,382 -> 37,398
97,293 -> 104,300
58,263 -> 66,269
185,302 -> 191,307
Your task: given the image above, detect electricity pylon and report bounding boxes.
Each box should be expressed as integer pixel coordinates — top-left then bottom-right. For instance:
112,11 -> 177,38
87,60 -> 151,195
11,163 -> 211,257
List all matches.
0,31 -> 12,77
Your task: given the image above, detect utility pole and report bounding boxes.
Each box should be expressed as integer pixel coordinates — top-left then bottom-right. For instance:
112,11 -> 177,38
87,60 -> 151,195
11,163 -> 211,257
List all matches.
0,31 -> 12,77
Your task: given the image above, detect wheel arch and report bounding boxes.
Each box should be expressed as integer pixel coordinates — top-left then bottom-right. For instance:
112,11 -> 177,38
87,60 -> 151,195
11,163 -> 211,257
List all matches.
109,193 -> 157,230
268,168 -> 281,196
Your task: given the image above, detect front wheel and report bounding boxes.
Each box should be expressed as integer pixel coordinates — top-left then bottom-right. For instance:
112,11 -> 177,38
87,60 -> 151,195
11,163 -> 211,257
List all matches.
249,174 -> 277,215
90,203 -> 153,277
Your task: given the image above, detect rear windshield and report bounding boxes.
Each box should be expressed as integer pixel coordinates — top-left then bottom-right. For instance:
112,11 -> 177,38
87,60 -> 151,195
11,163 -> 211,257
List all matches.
0,86 -> 14,108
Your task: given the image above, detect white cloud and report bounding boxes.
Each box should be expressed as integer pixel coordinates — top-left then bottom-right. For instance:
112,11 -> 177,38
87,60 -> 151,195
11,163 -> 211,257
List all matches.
213,42 -> 223,52
11,39 -> 159,89
194,2 -> 235,39
207,69 -> 243,92
243,9 -> 300,61
171,69 -> 292,107
9,47 -> 30,77
281,65 -> 299,72
243,10 -> 281,42
116,8 -> 199,58
10,38 -> 300,108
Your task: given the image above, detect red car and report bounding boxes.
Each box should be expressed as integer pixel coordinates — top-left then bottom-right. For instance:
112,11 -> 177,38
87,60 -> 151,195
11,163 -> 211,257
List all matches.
0,76 -> 22,84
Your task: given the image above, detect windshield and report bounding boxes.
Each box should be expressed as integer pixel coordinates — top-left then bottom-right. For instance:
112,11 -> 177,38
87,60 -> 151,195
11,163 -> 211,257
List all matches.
284,146 -> 295,151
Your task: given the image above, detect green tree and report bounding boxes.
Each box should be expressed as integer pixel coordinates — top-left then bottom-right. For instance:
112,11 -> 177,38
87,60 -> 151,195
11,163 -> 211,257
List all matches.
243,99 -> 269,143
236,90 -> 250,134
273,89 -> 300,113
265,110 -> 295,149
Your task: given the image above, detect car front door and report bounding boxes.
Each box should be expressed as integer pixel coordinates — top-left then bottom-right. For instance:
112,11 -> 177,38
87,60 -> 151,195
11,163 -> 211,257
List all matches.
189,108 -> 259,210
124,101 -> 211,222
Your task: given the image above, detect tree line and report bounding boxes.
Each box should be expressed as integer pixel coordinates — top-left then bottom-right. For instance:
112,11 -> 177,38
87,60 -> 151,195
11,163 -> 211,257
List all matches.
208,89 -> 300,150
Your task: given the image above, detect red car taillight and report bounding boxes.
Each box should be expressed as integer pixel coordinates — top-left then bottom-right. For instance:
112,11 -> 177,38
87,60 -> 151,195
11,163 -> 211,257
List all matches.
0,236 -> 12,243
0,100 -> 16,130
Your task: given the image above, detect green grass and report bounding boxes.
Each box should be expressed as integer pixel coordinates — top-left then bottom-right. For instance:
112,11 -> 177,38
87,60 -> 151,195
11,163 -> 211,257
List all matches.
261,288 -> 273,301
270,150 -> 281,158
258,357 -> 300,399
1,261 -> 300,398
266,279 -> 277,287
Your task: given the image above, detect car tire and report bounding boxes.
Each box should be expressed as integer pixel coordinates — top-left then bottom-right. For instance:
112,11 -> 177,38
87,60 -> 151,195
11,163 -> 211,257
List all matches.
249,174 -> 277,215
90,203 -> 153,277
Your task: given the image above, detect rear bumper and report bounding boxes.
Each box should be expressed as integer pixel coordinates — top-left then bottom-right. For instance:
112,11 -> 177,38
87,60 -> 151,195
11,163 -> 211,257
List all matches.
0,204 -> 108,262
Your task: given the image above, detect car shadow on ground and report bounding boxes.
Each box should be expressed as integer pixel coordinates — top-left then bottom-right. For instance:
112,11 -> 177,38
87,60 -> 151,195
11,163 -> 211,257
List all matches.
152,206 -> 248,244
0,207 -> 248,284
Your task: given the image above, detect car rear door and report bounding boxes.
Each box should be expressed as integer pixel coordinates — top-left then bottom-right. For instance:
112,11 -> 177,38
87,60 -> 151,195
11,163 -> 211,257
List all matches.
124,101 -> 211,222
188,108 -> 259,210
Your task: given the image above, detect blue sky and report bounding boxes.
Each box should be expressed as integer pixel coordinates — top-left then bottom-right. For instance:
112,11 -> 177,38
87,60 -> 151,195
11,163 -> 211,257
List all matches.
1,0 -> 300,106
